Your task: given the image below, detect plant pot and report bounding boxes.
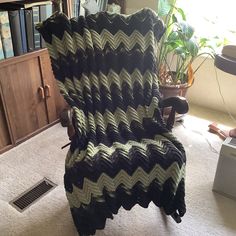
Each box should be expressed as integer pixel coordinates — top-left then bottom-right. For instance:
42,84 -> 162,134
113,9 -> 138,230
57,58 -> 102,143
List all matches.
159,83 -> 190,99
159,83 -> 190,119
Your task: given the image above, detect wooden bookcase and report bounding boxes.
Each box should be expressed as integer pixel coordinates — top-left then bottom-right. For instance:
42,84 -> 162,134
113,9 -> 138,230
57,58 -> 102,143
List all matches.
0,1 -> 68,154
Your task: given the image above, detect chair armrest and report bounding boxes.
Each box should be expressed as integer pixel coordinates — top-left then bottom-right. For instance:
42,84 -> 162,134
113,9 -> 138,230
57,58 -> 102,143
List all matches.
159,96 -> 189,130
159,96 -> 189,114
60,108 -> 75,140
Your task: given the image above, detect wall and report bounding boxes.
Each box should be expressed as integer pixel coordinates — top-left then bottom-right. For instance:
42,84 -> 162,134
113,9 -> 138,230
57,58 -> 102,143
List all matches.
125,0 -> 156,14
186,57 -> 236,116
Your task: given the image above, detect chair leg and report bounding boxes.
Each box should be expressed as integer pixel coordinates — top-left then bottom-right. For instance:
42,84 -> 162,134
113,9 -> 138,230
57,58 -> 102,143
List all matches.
60,108 -> 72,127
79,232 -> 90,236
160,208 -> 182,224
59,108 -> 75,139
171,212 -> 182,223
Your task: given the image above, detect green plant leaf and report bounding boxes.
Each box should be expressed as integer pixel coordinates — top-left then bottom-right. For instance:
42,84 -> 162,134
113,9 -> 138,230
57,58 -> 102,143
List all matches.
172,14 -> 177,23
199,38 -> 209,47
186,39 -> 199,57
167,31 -> 179,41
175,47 -> 186,59
165,41 -> 180,53
157,0 -> 172,16
178,21 -> 194,40
176,7 -> 186,21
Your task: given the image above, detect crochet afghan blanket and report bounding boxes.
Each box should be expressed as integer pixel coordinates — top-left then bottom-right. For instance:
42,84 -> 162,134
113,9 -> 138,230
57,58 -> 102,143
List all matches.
37,8 -> 186,235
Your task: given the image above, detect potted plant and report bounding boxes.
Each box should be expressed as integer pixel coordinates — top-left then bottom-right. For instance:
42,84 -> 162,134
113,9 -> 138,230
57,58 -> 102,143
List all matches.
157,0 -> 215,99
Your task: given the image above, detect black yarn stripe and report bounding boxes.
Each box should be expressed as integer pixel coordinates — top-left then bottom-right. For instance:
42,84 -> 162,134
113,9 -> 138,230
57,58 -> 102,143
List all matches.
68,179 -> 185,235
50,48 -> 157,82
37,9 -> 165,44
66,147 -> 184,189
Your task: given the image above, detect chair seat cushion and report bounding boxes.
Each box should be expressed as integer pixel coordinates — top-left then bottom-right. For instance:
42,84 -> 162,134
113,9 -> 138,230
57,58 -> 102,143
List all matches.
64,132 -> 186,235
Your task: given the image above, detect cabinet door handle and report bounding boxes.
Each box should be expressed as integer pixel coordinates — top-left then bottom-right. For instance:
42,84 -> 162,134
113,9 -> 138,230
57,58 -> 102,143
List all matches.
44,84 -> 51,98
38,86 -> 45,100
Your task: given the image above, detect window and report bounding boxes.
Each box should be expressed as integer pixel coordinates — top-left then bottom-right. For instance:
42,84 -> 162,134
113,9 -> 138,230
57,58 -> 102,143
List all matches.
177,0 -> 236,51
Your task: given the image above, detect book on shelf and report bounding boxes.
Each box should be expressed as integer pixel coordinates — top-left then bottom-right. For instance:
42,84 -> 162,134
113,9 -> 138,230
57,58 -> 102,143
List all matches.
39,3 -> 53,48
101,0 -> 108,11
71,0 -> 75,17
8,10 -> 24,56
96,0 -> 108,11
19,9 -> 28,53
33,6 -> 41,50
46,3 -> 53,16
6,1 -> 52,9
0,1 -> 56,59
52,0 -> 62,13
71,0 -> 80,17
0,37 -> 5,60
24,8 -> 34,52
39,4 -> 53,23
0,11 -> 14,58
63,0 -> 72,18
0,4 -> 27,54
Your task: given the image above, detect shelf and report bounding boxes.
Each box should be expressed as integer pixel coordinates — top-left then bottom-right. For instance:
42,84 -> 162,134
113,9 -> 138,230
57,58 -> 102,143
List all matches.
0,0 -> 25,3
0,48 -> 48,68
0,0 -> 48,3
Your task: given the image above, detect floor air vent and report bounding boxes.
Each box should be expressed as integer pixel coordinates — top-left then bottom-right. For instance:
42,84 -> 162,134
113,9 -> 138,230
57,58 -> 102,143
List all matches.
9,178 -> 57,212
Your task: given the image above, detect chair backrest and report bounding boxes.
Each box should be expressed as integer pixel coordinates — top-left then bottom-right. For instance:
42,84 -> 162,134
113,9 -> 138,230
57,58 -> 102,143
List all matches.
37,8 -> 166,145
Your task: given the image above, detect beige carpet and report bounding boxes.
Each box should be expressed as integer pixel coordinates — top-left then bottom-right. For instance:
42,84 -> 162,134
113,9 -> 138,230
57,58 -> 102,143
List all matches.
0,114 -> 236,236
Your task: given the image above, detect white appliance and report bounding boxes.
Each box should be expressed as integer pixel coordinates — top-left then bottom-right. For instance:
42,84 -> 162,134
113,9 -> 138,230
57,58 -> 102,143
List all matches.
213,45 -> 236,200
213,137 -> 236,199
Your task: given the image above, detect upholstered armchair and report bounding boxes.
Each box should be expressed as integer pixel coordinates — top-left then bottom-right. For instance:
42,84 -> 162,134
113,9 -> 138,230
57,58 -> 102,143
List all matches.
37,8 -> 188,235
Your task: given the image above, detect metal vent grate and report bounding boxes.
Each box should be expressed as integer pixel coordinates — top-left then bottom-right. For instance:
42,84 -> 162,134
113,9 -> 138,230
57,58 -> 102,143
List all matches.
9,178 -> 57,212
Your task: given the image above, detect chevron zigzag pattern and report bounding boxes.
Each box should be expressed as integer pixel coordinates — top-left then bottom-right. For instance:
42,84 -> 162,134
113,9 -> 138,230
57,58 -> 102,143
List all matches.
57,69 -> 156,102
66,134 -> 177,167
37,8 -> 186,235
66,162 -> 186,208
46,29 -> 157,59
